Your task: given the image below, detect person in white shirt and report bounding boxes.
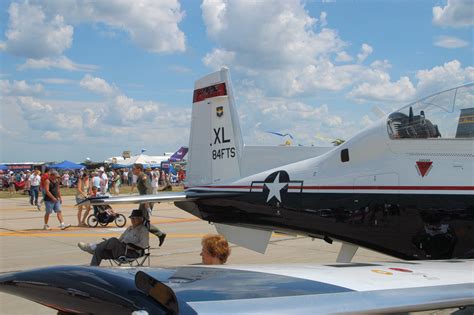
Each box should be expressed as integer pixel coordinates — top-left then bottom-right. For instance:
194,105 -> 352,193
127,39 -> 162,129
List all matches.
29,169 -> 41,206
92,170 -> 100,190
62,172 -> 70,188
98,167 -> 108,194
151,169 -> 159,194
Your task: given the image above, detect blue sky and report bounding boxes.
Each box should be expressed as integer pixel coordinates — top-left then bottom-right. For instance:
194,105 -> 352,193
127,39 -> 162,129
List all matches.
1,0 -> 473,162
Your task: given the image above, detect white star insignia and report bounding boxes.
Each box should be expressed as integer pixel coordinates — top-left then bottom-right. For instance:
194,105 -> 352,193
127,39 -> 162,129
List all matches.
264,173 -> 288,203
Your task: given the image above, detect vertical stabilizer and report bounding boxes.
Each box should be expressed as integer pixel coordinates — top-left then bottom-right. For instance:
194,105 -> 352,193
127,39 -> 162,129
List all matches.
186,68 -> 243,187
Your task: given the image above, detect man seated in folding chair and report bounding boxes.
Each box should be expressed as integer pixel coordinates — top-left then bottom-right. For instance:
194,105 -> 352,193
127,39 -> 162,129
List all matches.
77,209 -> 149,266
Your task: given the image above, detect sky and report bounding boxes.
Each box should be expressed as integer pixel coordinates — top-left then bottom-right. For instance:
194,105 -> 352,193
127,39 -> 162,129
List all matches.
0,0 -> 473,163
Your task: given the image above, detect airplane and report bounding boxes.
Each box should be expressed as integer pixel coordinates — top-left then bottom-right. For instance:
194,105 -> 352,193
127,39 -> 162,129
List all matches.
0,260 -> 472,314
109,147 -> 188,168
81,68 -> 474,262
1,69 -> 473,314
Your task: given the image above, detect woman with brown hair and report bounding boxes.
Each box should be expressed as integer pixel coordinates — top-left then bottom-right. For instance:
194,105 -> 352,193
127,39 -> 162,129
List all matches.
76,171 -> 91,226
200,234 -> 231,265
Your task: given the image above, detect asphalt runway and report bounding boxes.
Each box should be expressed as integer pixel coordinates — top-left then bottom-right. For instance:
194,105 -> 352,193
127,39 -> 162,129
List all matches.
0,194 -> 393,314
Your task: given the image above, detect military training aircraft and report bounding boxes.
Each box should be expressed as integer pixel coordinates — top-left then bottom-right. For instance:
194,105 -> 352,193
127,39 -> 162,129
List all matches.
83,68 -> 474,262
1,69 -> 473,314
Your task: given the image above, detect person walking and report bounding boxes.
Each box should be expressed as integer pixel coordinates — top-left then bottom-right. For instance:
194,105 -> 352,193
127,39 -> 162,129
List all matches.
91,170 -> 100,191
76,171 -> 91,226
98,167 -> 108,194
111,170 -> 121,195
130,170 -> 137,194
29,169 -> 41,207
43,170 -> 70,230
151,168 -> 159,195
132,163 -> 166,246
24,171 -> 32,203
38,168 -> 51,211
7,172 -> 15,195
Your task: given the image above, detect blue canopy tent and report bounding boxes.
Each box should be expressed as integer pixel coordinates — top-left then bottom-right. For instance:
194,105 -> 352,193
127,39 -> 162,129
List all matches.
0,164 -> 8,171
48,160 -> 84,170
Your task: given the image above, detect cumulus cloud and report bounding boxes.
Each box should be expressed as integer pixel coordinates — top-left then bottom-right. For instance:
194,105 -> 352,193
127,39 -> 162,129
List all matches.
348,60 -> 473,103
4,2 -> 73,59
2,0 -> 186,74
80,74 -> 119,96
335,51 -> 353,62
0,80 -> 43,96
433,0 -> 474,27
357,43 -> 373,63
415,60 -> 474,96
319,12 -> 328,27
15,97 -> 59,131
203,49 -> 236,70
200,0 -> 384,97
105,95 -> 160,125
36,0 -> 186,53
370,60 -> 392,71
82,108 -> 101,131
201,0 -> 345,71
434,35 -> 469,48
349,76 -> 416,102
18,56 -> 98,71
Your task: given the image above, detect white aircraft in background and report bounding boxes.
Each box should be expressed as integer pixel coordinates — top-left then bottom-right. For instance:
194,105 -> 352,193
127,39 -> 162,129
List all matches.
1,69 -> 472,314
104,147 -> 189,167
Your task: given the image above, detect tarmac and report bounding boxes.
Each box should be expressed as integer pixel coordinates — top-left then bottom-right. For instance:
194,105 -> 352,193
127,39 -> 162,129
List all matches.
0,194 -> 393,314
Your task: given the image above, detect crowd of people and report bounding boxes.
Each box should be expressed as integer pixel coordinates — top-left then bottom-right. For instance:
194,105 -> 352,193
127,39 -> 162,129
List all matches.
5,164 -> 232,267
2,166 -> 185,194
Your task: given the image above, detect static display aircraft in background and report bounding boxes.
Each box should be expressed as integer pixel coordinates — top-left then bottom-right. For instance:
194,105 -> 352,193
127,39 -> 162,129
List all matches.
1,69 -> 472,314
85,68 -> 474,262
107,146 -> 188,168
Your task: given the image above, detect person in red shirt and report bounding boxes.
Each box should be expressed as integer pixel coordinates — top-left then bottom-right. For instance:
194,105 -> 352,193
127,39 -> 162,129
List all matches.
38,168 -> 51,211
178,169 -> 186,184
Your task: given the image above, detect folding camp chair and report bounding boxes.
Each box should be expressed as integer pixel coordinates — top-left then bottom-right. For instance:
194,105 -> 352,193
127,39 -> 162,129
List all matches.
100,238 -> 151,267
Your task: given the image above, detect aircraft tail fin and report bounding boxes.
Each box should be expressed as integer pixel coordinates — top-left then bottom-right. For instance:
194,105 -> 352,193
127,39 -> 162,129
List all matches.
169,146 -> 188,162
186,67 -> 243,187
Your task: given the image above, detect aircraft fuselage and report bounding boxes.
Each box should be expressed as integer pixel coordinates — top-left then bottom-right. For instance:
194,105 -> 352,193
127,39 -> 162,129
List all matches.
178,119 -> 474,260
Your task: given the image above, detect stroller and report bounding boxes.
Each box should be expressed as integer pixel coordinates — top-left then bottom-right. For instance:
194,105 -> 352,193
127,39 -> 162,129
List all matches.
87,204 -> 127,228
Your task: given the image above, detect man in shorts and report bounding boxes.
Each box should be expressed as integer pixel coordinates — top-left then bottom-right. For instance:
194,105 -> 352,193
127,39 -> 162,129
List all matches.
43,170 -> 71,230
38,168 -> 51,211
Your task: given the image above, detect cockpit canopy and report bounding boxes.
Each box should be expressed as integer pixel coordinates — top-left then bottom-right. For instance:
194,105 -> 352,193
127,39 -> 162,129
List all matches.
387,83 -> 474,140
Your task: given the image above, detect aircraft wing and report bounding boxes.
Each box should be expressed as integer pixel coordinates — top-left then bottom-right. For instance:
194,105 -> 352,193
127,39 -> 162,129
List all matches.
78,191 -> 239,206
1,260 -> 473,314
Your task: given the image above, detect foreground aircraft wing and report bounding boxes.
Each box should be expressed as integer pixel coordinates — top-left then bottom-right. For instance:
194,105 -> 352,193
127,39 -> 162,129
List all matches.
1,260 -> 473,314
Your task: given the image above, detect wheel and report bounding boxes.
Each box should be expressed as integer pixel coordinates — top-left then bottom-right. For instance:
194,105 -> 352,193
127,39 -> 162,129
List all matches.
87,215 -> 99,227
115,214 -> 127,227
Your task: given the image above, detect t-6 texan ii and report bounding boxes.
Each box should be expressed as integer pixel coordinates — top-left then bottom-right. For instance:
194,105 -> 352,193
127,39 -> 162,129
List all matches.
85,68 -> 474,262
1,69 -> 472,315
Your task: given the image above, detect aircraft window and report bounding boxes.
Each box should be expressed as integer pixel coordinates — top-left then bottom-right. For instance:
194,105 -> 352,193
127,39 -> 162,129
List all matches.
387,83 -> 473,140
341,149 -> 349,162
